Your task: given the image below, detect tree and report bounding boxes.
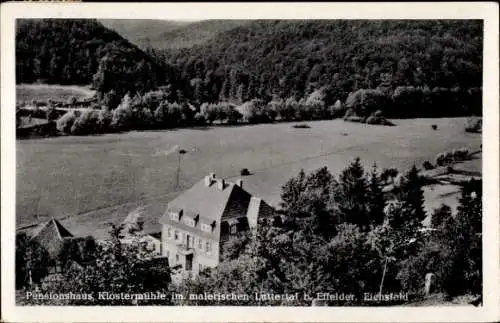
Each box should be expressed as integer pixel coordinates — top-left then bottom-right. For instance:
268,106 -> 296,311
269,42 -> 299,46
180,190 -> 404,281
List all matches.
57,236 -> 98,270
332,158 -> 370,230
32,224 -> 172,305
366,164 -> 386,227
96,107 -> 112,132
345,89 -> 389,117
71,109 -> 98,135
110,94 -> 133,130
431,204 -> 452,228
395,165 -> 426,229
16,232 -> 51,289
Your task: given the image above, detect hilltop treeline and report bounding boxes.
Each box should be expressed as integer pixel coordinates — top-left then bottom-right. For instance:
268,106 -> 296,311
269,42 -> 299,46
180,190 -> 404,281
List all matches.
17,19 -> 483,127
162,20 -> 483,117
16,19 -> 184,100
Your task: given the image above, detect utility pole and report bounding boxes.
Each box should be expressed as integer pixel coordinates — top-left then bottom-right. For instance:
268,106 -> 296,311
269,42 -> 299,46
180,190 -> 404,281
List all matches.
175,149 -> 187,189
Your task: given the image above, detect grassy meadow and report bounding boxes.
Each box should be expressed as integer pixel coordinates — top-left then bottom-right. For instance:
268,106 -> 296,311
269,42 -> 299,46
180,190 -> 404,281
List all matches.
16,84 -> 95,103
16,118 -> 481,239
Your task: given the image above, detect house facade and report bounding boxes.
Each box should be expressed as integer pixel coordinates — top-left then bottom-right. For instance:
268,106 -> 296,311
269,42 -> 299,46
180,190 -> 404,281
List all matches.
159,173 -> 275,276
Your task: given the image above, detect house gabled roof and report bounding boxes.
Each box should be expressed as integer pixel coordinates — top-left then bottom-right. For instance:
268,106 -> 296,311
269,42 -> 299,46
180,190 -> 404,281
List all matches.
159,176 -> 254,239
32,218 -> 74,259
33,218 -> 74,240
164,178 -> 250,223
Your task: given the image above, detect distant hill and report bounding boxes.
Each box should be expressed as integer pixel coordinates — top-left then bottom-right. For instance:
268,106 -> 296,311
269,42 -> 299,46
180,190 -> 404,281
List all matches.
99,19 -> 192,50
99,19 -> 249,51
155,20 -> 250,50
164,20 -> 483,116
16,19 -> 179,98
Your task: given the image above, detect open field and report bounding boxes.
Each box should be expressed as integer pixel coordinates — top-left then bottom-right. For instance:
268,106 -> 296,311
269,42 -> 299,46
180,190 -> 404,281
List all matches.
16,118 -> 481,239
16,84 -> 95,103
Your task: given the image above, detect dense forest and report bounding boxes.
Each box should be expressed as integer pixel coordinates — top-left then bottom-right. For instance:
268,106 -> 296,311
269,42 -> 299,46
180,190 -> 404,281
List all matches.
161,20 -> 483,117
15,19 -> 183,100
16,19 -> 483,125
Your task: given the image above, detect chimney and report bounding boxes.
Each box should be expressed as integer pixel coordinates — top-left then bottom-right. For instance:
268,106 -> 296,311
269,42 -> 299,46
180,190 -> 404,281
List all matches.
217,178 -> 225,191
204,175 -> 212,187
235,178 -> 243,188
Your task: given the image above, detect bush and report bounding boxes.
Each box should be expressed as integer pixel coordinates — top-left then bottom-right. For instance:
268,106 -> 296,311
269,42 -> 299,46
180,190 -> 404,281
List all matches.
292,123 -> 311,129
465,117 -> 482,133
240,168 -> 250,176
365,116 -> 395,126
435,153 -> 446,167
422,161 -> 434,170
193,112 -> 206,126
71,110 -> 98,135
56,110 -> 77,134
344,115 -> 364,123
431,124 -> 438,130
454,147 -> 470,161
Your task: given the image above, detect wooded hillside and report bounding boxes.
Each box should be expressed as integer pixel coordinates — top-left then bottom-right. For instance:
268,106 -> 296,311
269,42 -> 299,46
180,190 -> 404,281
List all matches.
16,19 -> 181,99
163,20 -> 482,116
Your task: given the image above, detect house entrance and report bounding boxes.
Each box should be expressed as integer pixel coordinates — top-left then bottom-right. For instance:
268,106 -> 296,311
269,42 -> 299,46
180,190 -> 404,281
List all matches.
185,254 -> 193,271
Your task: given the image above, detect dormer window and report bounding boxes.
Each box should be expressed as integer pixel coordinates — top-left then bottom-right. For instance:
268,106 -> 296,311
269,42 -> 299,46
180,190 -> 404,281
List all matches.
169,209 -> 183,221
184,218 -> 196,227
201,223 -> 212,232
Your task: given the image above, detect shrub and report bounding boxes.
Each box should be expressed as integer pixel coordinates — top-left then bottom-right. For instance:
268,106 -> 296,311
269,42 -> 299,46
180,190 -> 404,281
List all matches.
373,110 -> 384,117
329,100 -> 345,118
193,112 -> 206,126
344,115 -> 364,123
465,117 -> 482,133
343,108 -> 356,119
56,111 -> 77,134
365,115 -> 395,126
345,88 -> 389,117
431,124 -> 438,130
71,110 -> 99,135
435,153 -> 446,167
292,124 -> 311,129
240,168 -> 250,176
422,161 -> 434,170
110,95 -> 133,130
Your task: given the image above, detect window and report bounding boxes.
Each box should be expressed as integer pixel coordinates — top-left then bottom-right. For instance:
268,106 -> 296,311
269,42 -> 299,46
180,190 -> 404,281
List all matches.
166,250 -> 170,258
175,254 -> 179,262
198,238 -> 203,250
199,264 -> 203,272
184,218 -> 195,227
174,230 -> 179,241
230,224 -> 237,234
170,212 -> 178,221
201,224 -> 211,232
167,227 -> 172,239
205,241 -> 212,253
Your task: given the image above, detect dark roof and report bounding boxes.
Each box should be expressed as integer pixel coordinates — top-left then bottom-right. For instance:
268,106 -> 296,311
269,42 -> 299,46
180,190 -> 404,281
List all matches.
32,218 -> 74,259
159,177 -> 253,240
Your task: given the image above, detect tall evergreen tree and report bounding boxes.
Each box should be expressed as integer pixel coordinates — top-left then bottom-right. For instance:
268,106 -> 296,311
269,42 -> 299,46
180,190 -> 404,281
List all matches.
366,164 -> 386,227
333,157 -> 369,230
397,165 -> 427,228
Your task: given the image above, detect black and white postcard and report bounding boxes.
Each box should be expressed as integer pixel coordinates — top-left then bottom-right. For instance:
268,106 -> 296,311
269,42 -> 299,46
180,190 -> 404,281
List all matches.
1,2 -> 499,322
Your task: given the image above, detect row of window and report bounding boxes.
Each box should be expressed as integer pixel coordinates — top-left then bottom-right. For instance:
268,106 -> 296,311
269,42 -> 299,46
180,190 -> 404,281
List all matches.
169,212 -> 213,232
165,226 -> 213,253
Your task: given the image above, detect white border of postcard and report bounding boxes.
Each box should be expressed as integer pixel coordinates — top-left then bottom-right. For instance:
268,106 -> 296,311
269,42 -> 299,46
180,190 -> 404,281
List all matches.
1,2 -> 499,322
